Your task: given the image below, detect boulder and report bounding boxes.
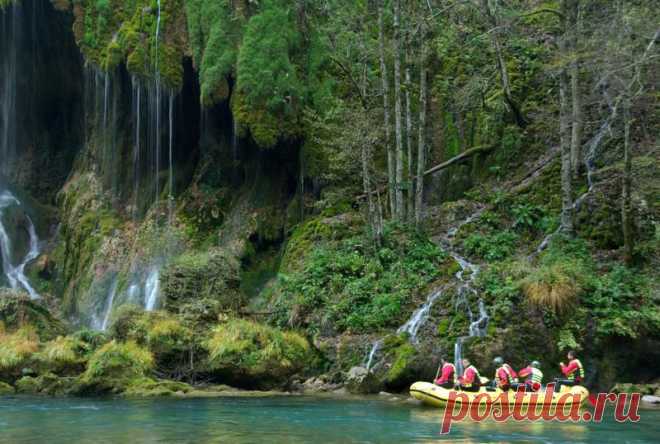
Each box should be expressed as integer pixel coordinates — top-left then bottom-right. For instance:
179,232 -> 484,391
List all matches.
344,366 -> 381,394
302,376 -> 341,393
641,395 -> 660,405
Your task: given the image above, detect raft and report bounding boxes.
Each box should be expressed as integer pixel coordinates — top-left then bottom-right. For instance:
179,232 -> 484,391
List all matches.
409,381 -> 589,408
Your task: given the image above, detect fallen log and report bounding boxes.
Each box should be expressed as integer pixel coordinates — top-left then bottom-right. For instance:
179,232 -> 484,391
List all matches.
357,144 -> 495,200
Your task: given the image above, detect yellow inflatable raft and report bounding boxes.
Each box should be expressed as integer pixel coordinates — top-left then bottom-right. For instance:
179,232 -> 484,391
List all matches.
409,381 -> 589,408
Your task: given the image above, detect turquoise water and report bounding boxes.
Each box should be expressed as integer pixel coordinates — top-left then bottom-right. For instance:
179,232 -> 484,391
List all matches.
0,395 -> 658,443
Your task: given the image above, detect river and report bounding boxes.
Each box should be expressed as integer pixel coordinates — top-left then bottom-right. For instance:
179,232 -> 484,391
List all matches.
1,396 -> 657,443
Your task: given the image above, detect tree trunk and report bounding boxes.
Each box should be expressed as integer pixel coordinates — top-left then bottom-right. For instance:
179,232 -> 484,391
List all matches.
405,42 -> 414,222
393,0 -> 404,221
569,0 -> 582,179
415,30 -> 428,228
481,0 -> 527,128
378,4 -> 395,218
621,94 -> 633,264
559,2 -> 573,235
362,132 -> 380,245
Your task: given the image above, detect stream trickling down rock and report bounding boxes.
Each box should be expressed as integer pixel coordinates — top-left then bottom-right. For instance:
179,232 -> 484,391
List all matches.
365,210 -> 489,372
0,190 -> 41,300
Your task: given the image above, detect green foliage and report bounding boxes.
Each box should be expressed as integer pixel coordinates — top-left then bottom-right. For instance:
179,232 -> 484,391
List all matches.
0,326 -> 39,373
205,319 -> 312,383
38,336 -> 85,368
274,223 -> 447,333
585,266 -> 659,340
83,340 -> 154,382
463,230 -> 518,261
511,203 -> 546,231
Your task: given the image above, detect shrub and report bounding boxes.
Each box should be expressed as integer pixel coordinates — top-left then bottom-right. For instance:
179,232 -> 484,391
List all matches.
145,315 -> 191,356
463,230 -> 518,261
205,319 -> 311,385
83,341 -> 153,383
0,326 -> 39,374
37,336 -> 86,371
586,266 -> 659,340
108,305 -> 147,342
521,262 -> 583,313
274,224 -> 446,333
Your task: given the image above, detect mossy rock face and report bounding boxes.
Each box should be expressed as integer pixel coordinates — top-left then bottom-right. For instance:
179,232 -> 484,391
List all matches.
122,377 -> 193,397
0,291 -> 66,340
0,381 -> 15,395
15,373 -> 78,396
281,213 -> 364,273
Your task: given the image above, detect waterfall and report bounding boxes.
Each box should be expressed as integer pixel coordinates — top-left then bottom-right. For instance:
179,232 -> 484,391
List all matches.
397,286 -> 447,342
132,77 -> 142,217
0,190 -> 40,299
144,267 -> 161,311
93,278 -> 119,332
0,4 -> 18,176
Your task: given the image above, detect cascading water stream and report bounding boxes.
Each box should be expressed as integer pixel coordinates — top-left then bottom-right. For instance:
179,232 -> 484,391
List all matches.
0,190 -> 41,299
93,278 -> 119,332
364,209 -> 487,371
144,267 -> 161,311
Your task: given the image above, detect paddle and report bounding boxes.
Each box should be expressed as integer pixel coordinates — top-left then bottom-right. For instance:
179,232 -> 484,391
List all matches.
433,361 -> 443,382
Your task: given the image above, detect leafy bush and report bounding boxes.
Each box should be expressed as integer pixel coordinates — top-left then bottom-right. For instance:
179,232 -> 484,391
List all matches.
463,230 -> 518,261
205,319 -> 311,384
586,266 -> 659,340
274,225 -> 446,333
511,203 -> 545,231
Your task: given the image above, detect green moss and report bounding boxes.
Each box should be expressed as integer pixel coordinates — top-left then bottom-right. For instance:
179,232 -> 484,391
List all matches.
15,373 -> 77,396
73,0 -> 187,89
123,377 -> 193,397
437,319 -> 450,336
384,343 -> 416,386
160,248 -> 242,316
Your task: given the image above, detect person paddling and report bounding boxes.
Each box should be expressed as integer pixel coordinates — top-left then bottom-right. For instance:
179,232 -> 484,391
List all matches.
433,358 -> 456,389
491,356 -> 517,391
555,350 -> 585,391
458,358 -> 481,392
518,360 -> 543,392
